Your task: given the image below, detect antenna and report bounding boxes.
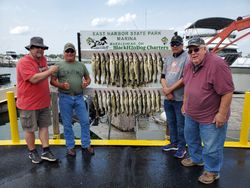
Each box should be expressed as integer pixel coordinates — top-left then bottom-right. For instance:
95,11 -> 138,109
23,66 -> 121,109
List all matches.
145,9 -> 147,29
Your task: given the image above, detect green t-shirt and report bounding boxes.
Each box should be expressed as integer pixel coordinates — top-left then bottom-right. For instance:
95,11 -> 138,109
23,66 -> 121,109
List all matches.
55,61 -> 89,94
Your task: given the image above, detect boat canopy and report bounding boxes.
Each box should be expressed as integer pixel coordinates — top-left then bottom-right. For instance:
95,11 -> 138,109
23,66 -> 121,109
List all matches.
186,17 -> 234,30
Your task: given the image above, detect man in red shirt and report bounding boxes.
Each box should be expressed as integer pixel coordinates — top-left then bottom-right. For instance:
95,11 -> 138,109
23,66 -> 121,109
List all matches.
16,37 -> 58,164
181,37 -> 234,184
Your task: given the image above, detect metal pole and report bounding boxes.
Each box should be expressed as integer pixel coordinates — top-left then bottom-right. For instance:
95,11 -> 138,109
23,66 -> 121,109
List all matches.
6,91 -> 20,142
239,92 -> 250,145
108,115 -> 111,139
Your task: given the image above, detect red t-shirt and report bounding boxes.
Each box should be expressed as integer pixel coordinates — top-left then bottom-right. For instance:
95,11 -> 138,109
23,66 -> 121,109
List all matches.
16,55 -> 51,110
183,52 -> 234,123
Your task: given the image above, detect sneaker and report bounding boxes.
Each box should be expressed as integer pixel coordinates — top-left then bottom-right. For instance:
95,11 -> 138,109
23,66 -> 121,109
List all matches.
28,150 -> 42,164
198,171 -> 220,184
41,150 -> 57,162
162,144 -> 178,151
181,157 -> 204,167
82,146 -> 95,155
174,148 -> 187,159
67,148 -> 76,157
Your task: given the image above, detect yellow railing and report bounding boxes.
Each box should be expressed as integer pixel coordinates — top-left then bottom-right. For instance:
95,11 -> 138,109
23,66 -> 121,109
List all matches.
1,91 -> 250,147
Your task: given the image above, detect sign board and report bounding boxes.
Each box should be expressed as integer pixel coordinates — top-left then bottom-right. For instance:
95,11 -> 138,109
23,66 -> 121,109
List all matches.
79,30 -> 174,51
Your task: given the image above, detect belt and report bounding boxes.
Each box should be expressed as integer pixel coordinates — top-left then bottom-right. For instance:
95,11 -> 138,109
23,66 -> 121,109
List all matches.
60,92 -> 83,96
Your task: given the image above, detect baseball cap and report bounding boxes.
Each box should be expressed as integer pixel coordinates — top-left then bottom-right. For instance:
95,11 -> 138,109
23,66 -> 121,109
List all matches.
64,43 -> 76,52
187,37 -> 205,48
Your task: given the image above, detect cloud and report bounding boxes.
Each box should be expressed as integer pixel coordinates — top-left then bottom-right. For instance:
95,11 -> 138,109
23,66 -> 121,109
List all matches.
117,13 -> 136,25
91,18 -> 115,27
91,13 -> 136,27
10,26 -> 29,35
106,0 -> 130,6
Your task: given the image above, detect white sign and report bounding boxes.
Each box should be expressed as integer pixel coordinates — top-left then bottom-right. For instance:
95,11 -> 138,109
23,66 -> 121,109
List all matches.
80,30 -> 174,51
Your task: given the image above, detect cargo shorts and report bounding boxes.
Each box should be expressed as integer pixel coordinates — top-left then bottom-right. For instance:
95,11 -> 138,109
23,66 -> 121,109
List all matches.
19,107 -> 52,132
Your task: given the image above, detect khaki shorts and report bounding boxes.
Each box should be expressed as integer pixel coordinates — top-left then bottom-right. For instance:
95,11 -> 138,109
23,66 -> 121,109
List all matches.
19,108 -> 52,132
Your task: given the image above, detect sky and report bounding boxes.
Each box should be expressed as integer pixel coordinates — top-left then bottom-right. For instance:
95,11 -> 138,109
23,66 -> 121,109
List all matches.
0,0 -> 250,55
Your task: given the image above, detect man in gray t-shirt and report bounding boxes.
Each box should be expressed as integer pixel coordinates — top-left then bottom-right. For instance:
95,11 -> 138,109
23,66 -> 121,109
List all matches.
160,32 -> 188,159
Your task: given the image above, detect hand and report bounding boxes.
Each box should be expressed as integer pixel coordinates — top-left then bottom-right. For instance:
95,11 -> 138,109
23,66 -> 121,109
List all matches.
62,81 -> 70,90
213,112 -> 226,128
82,80 -> 89,88
181,105 -> 185,115
49,65 -> 58,74
166,93 -> 174,100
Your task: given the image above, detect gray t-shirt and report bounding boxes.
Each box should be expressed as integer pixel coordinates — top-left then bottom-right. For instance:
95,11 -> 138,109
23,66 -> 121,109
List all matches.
162,51 -> 188,101
54,61 -> 89,94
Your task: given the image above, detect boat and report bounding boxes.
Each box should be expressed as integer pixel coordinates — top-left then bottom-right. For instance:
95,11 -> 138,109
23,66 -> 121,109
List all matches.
0,74 -> 11,85
0,51 -> 18,67
184,16 -> 250,92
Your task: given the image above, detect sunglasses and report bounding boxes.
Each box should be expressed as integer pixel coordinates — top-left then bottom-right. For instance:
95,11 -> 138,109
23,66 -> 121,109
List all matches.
32,46 -> 45,50
188,47 -> 200,54
65,49 -> 75,53
171,42 -> 182,47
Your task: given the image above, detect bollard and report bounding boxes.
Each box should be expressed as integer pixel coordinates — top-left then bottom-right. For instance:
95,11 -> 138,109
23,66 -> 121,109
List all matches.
6,91 -> 20,142
239,92 -> 250,145
51,92 -> 60,139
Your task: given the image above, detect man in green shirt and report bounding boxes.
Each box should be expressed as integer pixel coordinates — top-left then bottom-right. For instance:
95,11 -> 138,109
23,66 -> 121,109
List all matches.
51,43 -> 94,156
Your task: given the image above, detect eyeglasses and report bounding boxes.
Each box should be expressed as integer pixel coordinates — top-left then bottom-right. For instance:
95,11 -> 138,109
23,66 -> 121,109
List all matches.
188,47 -> 200,54
65,49 -> 75,53
32,46 -> 45,50
171,42 -> 182,47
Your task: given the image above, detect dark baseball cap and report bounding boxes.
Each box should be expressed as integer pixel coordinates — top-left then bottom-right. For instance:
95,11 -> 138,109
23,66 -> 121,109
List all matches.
171,35 -> 183,44
187,37 -> 205,48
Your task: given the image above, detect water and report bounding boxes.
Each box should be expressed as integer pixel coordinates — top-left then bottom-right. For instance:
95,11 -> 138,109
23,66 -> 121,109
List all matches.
0,67 -> 16,88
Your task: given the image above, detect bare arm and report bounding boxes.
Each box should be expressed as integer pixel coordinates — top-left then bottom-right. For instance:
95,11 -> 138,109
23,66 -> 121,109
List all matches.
29,65 -> 58,84
82,75 -> 91,88
213,92 -> 233,127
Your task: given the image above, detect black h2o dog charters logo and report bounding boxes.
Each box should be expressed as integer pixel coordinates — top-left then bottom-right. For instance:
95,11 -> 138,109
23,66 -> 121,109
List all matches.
86,37 -> 108,49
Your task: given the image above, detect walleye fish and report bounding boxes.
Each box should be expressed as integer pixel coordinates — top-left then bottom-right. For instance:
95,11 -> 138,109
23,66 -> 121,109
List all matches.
110,53 -> 116,85
147,53 -> 153,83
128,90 -> 133,115
118,52 -> 124,87
111,90 -> 117,116
129,53 -> 135,87
116,90 -> 121,115
157,53 -> 164,80
120,90 -> 125,113
142,90 -> 147,115
138,53 -> 144,85
133,53 -> 140,86
124,90 -> 129,116
102,90 -> 107,113
105,53 -> 110,85
91,53 -> 97,83
151,90 -> 156,113
101,53 -> 106,84
137,90 -> 143,114
152,53 -> 158,83
146,90 -> 151,115
93,90 -> 99,115
156,90 -> 161,112
143,53 -> 148,83
123,53 -> 129,87
114,53 -> 119,85
96,53 -> 102,84
98,90 -> 104,113
133,90 -> 138,114
106,90 -> 112,114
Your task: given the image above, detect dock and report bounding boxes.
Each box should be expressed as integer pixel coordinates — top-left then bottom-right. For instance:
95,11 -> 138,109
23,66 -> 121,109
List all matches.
0,74 -> 11,85
0,145 -> 249,188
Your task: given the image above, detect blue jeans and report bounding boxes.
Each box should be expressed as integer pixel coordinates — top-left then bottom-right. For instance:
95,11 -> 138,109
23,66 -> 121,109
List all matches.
59,93 -> 90,149
184,115 -> 227,174
164,99 -> 186,148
